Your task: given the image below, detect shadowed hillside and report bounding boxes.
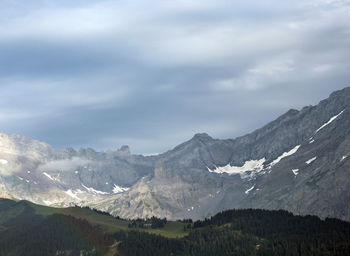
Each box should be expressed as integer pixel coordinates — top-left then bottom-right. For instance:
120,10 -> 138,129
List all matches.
1,199 -> 350,256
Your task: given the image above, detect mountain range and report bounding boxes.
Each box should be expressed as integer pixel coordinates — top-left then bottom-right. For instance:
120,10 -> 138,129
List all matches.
0,87 -> 349,221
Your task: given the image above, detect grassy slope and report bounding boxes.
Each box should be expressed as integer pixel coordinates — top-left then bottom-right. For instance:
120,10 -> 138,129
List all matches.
25,200 -> 188,238
0,199 -> 26,225
0,199 -> 186,255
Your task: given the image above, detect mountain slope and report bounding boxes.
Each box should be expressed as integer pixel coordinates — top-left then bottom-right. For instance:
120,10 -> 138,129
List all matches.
101,88 -> 350,220
97,87 -> 350,220
242,105 -> 350,219
0,87 -> 350,221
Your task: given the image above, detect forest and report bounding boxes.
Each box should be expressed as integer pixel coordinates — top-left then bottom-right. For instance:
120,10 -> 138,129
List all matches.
1,199 -> 350,256
115,209 -> 350,256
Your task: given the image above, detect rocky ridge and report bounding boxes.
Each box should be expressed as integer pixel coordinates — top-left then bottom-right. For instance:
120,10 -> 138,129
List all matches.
0,87 -> 349,220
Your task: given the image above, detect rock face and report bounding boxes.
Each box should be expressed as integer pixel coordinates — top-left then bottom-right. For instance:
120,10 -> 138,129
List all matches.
0,134 -> 154,207
0,87 -> 350,221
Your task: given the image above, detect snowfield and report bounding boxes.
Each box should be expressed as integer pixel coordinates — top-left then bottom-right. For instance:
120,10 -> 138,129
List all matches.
268,145 -> 301,168
306,157 -> 317,165
315,110 -> 344,134
208,158 -> 265,179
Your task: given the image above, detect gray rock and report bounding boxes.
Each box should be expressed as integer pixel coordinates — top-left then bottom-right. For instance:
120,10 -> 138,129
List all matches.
1,87 -> 350,221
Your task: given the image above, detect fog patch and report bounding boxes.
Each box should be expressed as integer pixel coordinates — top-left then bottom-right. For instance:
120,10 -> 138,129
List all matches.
39,157 -> 90,172
0,166 -> 13,176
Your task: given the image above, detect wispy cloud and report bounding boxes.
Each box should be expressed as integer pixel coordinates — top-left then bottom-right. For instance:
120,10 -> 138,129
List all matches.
38,157 -> 90,172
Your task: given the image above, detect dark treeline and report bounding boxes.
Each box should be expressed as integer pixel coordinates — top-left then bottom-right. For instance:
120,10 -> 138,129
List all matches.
114,231 -> 187,256
128,216 -> 167,229
80,205 -> 121,219
114,209 -> 350,256
191,209 -> 350,255
178,218 -> 193,223
114,227 -> 259,256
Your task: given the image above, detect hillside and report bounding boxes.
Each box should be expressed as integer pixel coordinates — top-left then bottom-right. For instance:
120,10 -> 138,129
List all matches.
1,198 -> 350,256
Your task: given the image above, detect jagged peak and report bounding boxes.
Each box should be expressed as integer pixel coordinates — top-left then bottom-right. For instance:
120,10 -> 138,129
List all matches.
64,147 -> 77,154
118,145 -> 131,155
329,86 -> 350,98
192,133 -> 212,140
285,108 -> 299,115
166,132 -> 214,154
318,86 -> 350,111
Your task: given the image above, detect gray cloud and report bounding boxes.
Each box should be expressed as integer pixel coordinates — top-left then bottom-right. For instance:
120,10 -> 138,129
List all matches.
38,157 -> 91,172
0,0 -> 350,154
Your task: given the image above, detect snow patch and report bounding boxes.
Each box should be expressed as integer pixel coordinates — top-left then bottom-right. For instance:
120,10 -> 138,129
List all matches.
27,171 -> 31,174
17,176 -> 23,181
268,145 -> 301,168
81,184 -> 109,195
113,184 -> 129,194
43,200 -> 52,205
207,158 -> 266,179
341,156 -> 347,161
187,206 -> 194,212
65,189 -> 81,200
43,172 -> 54,181
315,110 -> 344,134
74,170 -> 79,174
0,159 -> 8,165
292,169 -> 299,176
245,185 -> 255,194
306,157 -> 317,165
43,172 -> 61,182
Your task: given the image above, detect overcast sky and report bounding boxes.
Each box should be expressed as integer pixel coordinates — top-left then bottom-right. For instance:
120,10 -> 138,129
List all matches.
0,0 -> 350,154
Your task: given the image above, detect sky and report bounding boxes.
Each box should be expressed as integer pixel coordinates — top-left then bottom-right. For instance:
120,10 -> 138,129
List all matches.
0,0 -> 350,154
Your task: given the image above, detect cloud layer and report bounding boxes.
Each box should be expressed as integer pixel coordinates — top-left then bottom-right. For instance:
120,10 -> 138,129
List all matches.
0,0 -> 350,153
38,157 -> 91,172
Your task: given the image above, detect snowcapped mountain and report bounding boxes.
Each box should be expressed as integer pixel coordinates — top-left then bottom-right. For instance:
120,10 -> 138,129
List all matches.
0,87 -> 350,221
0,133 -> 154,207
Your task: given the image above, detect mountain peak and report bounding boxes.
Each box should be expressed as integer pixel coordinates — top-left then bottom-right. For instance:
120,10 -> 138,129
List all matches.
192,133 -> 213,141
324,86 -> 350,109
330,86 -> 350,97
285,108 -> 299,115
118,145 -> 130,155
